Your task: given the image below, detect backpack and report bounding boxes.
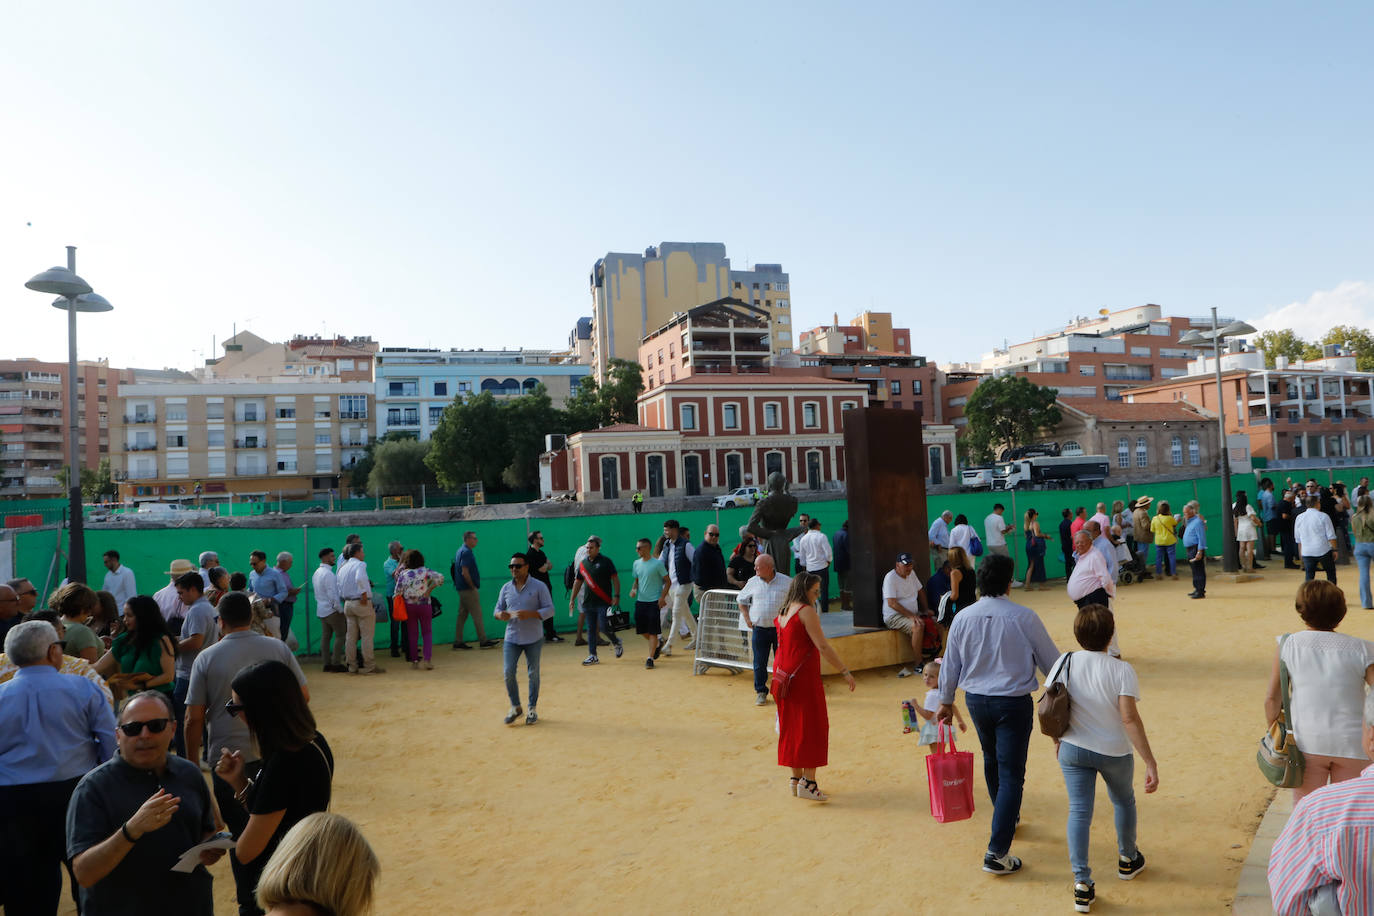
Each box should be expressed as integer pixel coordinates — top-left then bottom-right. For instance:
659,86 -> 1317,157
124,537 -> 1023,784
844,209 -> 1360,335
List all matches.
563,562 -> 578,591
969,534 -> 984,557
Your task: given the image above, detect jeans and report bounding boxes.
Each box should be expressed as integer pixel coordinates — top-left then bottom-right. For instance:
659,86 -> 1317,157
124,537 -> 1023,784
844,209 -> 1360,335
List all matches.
1058,741 -> 1137,885
1187,544 -> 1206,594
214,761 -> 264,916
584,602 -> 621,658
751,625 -> 778,694
173,675 -> 191,757
503,639 -> 542,707
964,693 -> 1034,857
1356,542 -> 1374,608
1303,551 -> 1337,584
1154,543 -> 1176,576
278,601 -> 295,644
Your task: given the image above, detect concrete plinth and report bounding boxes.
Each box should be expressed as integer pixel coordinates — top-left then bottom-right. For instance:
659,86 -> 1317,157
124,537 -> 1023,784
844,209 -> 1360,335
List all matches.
816,611 -> 915,674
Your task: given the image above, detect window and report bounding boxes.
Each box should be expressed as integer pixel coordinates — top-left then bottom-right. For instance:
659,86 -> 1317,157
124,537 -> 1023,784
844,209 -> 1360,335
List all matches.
680,404 -> 697,431
911,380 -> 922,395
764,403 -> 781,429
206,402 -> 224,420
1188,435 -> 1200,466
841,401 -> 858,411
765,452 -> 785,478
403,408 -> 418,425
388,381 -> 419,397
165,434 -> 186,448
1117,437 -> 1130,468
276,429 -> 297,446
166,456 -> 188,476
1080,365 -> 1096,376
387,408 -> 401,426
338,395 -> 368,420
207,429 -> 225,448
722,403 -> 739,430
429,406 -> 445,425
337,358 -> 354,371
315,406 -> 331,419
315,433 -> 331,445
275,407 -> 296,419
208,455 -> 226,476
315,454 -> 333,473
1135,437 -> 1148,468
802,402 -> 819,429
277,459 -> 298,472
890,380 -> 901,394
242,404 -> 259,422
166,405 -> 187,422
1062,440 -> 1083,455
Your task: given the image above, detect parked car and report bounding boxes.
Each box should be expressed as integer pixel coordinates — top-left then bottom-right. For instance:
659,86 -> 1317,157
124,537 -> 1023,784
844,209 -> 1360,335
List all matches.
713,486 -> 763,508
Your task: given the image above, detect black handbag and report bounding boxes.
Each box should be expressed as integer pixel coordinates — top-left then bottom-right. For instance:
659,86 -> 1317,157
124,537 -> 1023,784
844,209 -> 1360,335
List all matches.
604,606 -> 631,632
429,595 -> 443,619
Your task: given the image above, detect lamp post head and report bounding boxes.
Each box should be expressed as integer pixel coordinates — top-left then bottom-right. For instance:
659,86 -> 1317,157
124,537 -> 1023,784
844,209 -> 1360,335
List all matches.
52,293 -> 113,313
25,266 -> 92,299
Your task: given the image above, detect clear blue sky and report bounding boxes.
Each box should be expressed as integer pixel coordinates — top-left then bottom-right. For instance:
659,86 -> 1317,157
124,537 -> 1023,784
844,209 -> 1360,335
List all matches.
3,1 -> 1371,370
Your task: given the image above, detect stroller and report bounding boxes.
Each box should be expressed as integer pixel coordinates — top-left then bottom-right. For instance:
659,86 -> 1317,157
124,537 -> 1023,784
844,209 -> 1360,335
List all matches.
1116,540 -> 1153,585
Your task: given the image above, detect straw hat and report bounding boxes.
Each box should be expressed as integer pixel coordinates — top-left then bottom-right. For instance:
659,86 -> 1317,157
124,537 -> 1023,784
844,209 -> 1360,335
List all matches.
165,558 -> 196,576
1133,496 -> 1154,509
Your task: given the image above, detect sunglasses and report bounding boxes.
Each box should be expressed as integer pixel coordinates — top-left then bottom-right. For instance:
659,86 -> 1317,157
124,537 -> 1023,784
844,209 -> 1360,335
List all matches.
224,699 -> 246,718
508,562 -> 526,569
118,718 -> 171,737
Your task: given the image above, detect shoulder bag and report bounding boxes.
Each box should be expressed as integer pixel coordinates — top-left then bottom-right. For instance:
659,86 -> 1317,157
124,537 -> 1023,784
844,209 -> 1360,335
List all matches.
1258,634 -> 1305,788
1036,652 -> 1073,739
769,614 -> 814,699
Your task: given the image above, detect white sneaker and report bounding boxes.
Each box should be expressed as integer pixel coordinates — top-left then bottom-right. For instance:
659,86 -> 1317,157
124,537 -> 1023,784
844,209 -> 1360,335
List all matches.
896,666 -> 917,678
1010,580 -> 1025,588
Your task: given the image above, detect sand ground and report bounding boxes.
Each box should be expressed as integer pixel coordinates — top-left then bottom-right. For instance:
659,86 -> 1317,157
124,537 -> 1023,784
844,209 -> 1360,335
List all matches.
64,561 -> 1347,915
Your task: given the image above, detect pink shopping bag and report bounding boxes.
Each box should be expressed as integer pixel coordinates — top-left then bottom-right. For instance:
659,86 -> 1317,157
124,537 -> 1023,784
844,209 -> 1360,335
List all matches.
926,723 -> 975,823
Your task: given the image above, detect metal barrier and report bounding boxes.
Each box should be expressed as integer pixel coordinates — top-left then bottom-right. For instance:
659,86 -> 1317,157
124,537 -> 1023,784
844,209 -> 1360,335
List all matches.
693,588 -> 758,676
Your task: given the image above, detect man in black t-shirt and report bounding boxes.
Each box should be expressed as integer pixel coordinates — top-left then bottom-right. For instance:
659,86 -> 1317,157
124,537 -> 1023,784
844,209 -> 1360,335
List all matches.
568,536 -> 622,666
526,530 -> 563,643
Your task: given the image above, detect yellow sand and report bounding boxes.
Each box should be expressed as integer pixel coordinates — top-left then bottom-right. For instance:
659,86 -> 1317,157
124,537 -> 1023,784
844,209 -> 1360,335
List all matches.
67,565 -> 1335,914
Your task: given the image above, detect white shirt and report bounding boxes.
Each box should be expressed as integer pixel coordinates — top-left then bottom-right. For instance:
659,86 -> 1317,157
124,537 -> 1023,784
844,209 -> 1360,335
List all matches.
736,571 -> 793,627
197,567 -> 214,590
1281,630 -> 1374,759
1294,510 -> 1337,557
928,517 -> 950,548
336,557 -> 372,601
312,563 -> 341,617
948,523 -> 975,553
797,530 -> 833,571
153,580 -> 185,623
881,568 -> 924,621
1067,547 -> 1115,601
1057,651 -> 1141,758
1090,512 -> 1111,535
102,565 -> 137,609
984,512 -> 1010,548
660,540 -> 694,586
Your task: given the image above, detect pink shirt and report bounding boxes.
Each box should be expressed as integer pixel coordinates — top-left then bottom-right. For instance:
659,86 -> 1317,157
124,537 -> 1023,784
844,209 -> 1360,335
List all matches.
1066,547 -> 1114,601
1269,763 -> 1374,915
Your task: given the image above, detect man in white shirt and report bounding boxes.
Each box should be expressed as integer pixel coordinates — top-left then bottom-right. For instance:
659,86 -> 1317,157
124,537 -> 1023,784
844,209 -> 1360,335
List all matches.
983,503 -> 1023,587
797,518 -> 834,613
789,513 -> 812,575
883,552 -> 929,678
336,542 -> 383,674
736,554 -> 792,706
928,510 -> 953,570
659,520 -> 697,654
196,551 -> 219,590
100,551 -> 136,610
1067,530 -> 1120,657
1295,495 -> 1338,584
312,547 -> 346,672
153,559 -> 196,637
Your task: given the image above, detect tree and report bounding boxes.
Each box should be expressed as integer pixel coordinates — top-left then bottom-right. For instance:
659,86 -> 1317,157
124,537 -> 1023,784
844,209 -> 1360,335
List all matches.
962,376 -> 1062,464
426,391 -> 511,493
345,431 -> 416,496
1317,325 -> 1374,372
500,385 -> 561,489
59,459 -> 118,503
1253,329 -> 1315,368
563,359 -> 644,433
367,437 -> 437,496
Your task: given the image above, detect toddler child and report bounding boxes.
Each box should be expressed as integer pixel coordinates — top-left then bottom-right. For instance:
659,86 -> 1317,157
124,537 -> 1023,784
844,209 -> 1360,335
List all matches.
914,659 -> 966,746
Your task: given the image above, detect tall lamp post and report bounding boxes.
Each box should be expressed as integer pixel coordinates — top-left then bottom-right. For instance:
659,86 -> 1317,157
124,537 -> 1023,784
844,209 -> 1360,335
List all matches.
25,247 -> 113,585
1178,308 -> 1258,574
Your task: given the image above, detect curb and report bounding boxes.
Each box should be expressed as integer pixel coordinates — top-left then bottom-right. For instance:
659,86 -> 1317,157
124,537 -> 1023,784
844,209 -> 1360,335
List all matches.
1233,788 -> 1288,914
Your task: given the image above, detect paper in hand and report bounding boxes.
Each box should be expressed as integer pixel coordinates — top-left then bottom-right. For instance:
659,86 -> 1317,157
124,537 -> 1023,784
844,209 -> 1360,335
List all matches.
171,833 -> 235,873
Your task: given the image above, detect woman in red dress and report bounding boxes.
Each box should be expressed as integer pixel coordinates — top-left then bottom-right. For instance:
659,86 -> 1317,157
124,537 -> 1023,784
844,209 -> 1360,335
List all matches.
773,573 -> 856,801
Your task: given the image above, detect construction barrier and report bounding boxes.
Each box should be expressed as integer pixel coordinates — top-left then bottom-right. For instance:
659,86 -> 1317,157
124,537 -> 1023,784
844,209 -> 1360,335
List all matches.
693,588 -> 755,677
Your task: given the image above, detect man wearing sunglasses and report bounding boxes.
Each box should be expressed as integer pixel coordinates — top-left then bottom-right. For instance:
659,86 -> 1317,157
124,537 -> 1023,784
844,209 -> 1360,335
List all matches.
67,691 -> 223,914
0,620 -> 117,914
494,552 -> 553,725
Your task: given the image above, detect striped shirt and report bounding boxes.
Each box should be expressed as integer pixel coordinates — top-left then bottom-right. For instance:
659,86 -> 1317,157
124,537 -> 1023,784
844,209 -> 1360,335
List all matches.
1268,763 -> 1374,915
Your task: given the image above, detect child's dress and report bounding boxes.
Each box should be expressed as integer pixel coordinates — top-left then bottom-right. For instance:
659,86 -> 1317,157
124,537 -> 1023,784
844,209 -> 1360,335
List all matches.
917,689 -> 941,746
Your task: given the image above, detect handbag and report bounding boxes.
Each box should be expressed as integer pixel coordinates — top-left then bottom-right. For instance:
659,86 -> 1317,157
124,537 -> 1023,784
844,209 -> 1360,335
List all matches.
770,647 -> 814,700
604,606 -> 632,632
926,723 -> 975,823
969,534 -> 984,557
392,593 -> 408,622
1258,634 -> 1305,788
429,595 -> 443,619
1037,652 -> 1073,739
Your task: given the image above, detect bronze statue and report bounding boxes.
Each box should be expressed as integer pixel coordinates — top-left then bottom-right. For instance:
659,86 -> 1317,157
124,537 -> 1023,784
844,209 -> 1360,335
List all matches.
744,472 -> 808,564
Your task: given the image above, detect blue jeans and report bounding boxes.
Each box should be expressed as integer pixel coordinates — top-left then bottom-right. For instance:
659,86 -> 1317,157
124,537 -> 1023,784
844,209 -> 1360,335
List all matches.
1154,543 -> 1176,576
584,601 -> 621,657
751,625 -> 778,694
278,601 -> 295,645
503,639 -> 542,708
1355,542 -> 1374,608
1303,551 -> 1336,584
1058,740 -> 1138,885
964,693 -> 1034,857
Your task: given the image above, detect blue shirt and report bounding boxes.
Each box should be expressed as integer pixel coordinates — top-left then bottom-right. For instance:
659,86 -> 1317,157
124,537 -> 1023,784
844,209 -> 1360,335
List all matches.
1259,489 -> 1277,523
494,577 -> 553,645
455,545 -> 480,591
0,666 -> 117,784
383,557 -> 400,598
1092,534 -> 1118,579
938,595 -> 1060,702
250,567 -> 286,602
632,557 -> 669,602
1182,515 -> 1208,551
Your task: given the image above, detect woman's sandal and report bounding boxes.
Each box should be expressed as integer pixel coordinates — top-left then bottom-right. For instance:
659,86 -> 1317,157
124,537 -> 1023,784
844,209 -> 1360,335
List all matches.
798,779 -> 829,802
789,777 -> 800,796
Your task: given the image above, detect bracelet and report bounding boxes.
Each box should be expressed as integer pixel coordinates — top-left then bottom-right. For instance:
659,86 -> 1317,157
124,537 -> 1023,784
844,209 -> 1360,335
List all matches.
233,777 -> 255,807
121,821 -> 138,843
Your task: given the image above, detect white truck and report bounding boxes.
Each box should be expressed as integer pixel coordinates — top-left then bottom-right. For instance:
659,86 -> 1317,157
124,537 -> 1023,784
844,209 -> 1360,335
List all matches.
959,466 -> 997,490
994,454 -> 1110,490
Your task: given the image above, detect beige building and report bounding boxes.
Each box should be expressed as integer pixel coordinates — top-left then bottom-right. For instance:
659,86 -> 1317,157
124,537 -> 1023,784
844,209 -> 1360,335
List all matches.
109,380 -> 373,505
198,332 -> 378,382
589,243 -> 793,381
1045,400 -> 1220,482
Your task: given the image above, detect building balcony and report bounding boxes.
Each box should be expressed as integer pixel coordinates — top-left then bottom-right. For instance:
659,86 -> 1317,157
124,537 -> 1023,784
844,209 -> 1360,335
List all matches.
1103,371 -> 1153,382
233,440 -> 267,449
339,411 -> 368,420
24,415 -> 61,427
124,444 -> 159,452
124,415 -> 157,424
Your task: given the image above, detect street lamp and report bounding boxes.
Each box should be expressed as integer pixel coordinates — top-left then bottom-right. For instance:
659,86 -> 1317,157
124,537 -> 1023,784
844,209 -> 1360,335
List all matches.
1178,309 -> 1258,574
25,247 -> 113,585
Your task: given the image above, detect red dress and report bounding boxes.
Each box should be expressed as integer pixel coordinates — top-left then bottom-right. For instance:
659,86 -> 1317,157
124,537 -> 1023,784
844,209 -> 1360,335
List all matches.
774,607 -> 828,768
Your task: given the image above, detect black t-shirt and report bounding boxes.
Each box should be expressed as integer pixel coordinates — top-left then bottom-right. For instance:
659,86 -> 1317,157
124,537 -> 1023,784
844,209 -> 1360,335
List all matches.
66,755 -> 215,916
728,554 -> 755,587
247,733 -> 333,868
526,547 -> 551,588
579,555 -> 617,607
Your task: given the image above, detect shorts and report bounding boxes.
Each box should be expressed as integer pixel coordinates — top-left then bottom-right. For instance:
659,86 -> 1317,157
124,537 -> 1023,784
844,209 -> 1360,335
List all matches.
634,600 -> 662,635
884,613 -> 918,635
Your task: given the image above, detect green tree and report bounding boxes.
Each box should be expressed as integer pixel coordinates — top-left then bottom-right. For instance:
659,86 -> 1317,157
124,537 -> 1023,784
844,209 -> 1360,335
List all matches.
367,437 -> 437,496
500,385 -> 561,489
426,391 -> 511,493
1317,325 -> 1374,372
962,376 -> 1062,464
563,360 -> 644,432
1253,329 -> 1315,367
345,431 -> 416,496
59,459 -> 118,503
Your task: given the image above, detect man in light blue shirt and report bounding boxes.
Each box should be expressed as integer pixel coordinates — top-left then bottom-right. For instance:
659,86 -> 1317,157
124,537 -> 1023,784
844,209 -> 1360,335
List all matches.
495,552 -> 554,726
928,510 -> 953,573
1181,501 -> 1208,599
1258,478 -> 1277,562
1087,520 -> 1118,581
0,620 -> 117,914
938,555 -> 1059,877
248,550 -> 285,605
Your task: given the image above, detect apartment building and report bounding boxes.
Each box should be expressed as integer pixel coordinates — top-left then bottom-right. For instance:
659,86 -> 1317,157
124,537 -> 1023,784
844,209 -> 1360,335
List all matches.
1126,349 -> 1374,463
108,381 -> 373,504
798,311 -> 912,356
199,331 -> 378,382
0,359 -> 134,499
373,348 -> 590,441
638,298 -> 771,391
589,243 -> 793,381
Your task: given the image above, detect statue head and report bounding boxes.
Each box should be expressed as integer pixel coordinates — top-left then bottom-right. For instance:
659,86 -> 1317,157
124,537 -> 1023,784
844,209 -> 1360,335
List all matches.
766,472 -> 788,495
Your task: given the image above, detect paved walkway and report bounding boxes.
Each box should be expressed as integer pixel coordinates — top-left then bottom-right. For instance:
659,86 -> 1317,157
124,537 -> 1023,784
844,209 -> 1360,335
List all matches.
1233,788 -> 1288,914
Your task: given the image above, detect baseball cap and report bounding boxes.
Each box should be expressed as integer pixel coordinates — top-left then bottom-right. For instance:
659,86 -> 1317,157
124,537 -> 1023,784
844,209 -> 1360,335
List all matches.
897,552 -> 913,565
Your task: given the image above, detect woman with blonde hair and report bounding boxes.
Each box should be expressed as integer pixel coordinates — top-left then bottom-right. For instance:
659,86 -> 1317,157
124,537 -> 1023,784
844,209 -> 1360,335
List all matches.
947,546 -> 976,611
1352,494 -> 1374,609
257,812 -> 379,916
